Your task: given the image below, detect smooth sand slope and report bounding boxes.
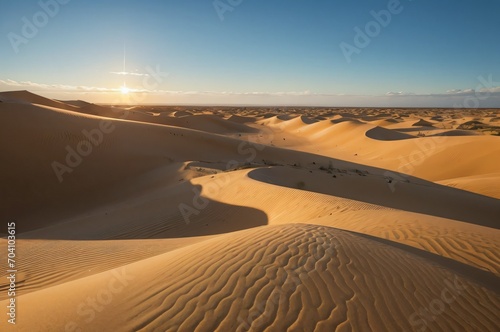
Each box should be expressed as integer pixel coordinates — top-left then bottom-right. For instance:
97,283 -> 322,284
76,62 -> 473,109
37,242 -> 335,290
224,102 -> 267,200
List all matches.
0,91 -> 499,331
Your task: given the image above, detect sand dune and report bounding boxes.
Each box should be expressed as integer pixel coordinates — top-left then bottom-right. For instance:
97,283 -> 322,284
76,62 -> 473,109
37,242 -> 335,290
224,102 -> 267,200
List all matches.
0,236 -> 212,300
1,91 -> 499,331
250,115 -> 500,192
437,173 -> 500,199
187,168 -> 500,274
2,225 -> 499,332
0,90 -> 79,111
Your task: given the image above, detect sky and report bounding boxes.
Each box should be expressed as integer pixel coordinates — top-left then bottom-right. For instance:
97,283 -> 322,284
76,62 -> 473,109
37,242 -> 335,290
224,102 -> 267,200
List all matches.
1,0 -> 500,107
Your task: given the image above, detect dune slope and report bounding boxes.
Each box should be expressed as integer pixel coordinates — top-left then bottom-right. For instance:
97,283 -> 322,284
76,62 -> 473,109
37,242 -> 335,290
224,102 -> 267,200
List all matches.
2,224 -> 499,332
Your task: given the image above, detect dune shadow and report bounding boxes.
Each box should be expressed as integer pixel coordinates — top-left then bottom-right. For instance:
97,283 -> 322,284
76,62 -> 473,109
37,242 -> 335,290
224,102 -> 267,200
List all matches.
247,167 -> 500,229
426,130 -> 481,137
394,126 -> 440,133
341,228 -> 500,293
330,118 -> 363,124
365,127 -> 414,141
12,183 -> 269,240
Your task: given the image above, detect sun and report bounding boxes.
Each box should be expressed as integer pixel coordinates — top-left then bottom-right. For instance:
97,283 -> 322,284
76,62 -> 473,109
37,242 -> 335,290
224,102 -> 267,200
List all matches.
120,85 -> 130,95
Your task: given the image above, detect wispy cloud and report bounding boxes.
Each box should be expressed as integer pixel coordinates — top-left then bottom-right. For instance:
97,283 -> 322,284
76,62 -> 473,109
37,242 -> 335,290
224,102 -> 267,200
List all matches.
446,89 -> 475,95
0,79 -> 116,93
1,78 -> 499,107
109,71 -> 151,77
0,79 -> 324,97
444,87 -> 500,96
385,91 -> 416,96
386,87 -> 500,98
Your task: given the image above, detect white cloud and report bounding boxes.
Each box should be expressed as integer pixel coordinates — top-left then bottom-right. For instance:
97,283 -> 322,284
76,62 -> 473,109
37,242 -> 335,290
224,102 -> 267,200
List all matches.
0,79 -> 117,93
482,86 -> 500,93
445,89 -> 475,95
444,87 -> 500,96
1,78 -> 499,107
109,71 -> 151,77
386,91 -> 403,96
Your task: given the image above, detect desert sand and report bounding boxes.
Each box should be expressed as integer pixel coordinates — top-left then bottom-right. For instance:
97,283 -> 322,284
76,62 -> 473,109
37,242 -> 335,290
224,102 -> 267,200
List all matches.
0,91 -> 499,331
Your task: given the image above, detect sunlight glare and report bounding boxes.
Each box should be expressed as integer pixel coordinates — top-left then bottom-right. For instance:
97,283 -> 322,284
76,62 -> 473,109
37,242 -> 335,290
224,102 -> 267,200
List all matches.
120,85 -> 130,95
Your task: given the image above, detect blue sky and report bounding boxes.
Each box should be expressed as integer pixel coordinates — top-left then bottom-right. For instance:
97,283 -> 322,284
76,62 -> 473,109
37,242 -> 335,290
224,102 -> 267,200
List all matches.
1,0 -> 499,106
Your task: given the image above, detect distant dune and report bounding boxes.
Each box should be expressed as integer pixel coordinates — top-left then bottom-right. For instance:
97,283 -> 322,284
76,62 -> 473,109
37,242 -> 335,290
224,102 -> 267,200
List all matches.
0,91 -> 498,331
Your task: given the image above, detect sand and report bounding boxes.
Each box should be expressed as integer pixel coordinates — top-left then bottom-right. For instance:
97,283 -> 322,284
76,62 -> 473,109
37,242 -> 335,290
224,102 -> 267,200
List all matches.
0,91 -> 499,331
